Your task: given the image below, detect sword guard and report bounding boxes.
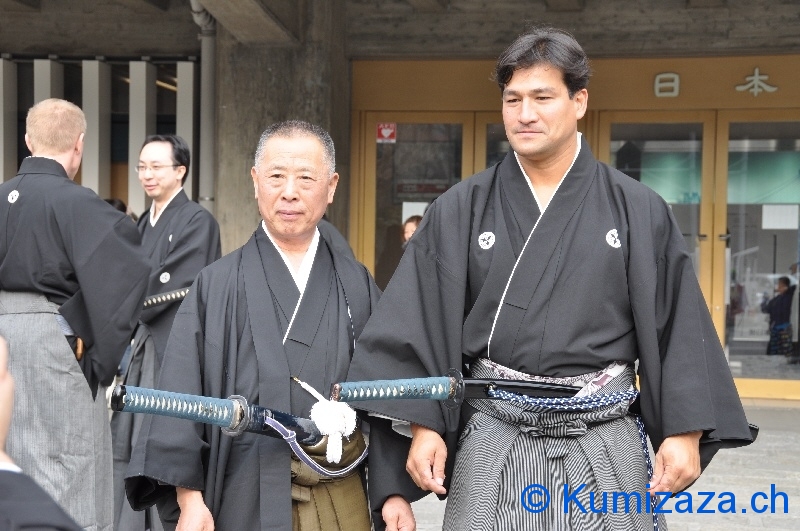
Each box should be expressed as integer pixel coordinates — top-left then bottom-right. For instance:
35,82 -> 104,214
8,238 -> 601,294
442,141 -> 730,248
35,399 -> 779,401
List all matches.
221,395 -> 249,437
445,368 -> 464,409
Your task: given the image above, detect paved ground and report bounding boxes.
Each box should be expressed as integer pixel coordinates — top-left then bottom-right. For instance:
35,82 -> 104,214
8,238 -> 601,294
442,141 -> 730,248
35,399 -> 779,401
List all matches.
410,399 -> 800,530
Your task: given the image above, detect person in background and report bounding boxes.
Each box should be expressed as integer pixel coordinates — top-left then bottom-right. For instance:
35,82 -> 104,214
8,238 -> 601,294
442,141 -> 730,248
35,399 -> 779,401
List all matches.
106,197 -> 139,222
0,98 -> 149,530
402,215 -> 423,246
760,276 -> 795,357
112,134 -> 221,531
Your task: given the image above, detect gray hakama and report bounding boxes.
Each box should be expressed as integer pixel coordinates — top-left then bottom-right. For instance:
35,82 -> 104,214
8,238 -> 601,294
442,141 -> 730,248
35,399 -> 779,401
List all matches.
0,291 -> 113,531
445,360 -> 665,531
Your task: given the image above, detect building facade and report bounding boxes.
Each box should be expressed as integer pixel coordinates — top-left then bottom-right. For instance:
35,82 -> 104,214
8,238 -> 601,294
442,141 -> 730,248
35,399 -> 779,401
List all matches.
2,0 -> 800,397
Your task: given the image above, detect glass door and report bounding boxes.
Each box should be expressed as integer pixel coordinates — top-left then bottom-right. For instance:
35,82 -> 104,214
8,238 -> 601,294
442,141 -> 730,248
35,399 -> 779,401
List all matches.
352,112 -> 475,280
717,110 -> 800,393
598,112 -> 717,310
474,112 -> 506,171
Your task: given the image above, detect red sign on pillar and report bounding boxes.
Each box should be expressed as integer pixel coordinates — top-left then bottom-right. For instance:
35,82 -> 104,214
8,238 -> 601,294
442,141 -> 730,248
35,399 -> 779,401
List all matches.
376,122 -> 397,143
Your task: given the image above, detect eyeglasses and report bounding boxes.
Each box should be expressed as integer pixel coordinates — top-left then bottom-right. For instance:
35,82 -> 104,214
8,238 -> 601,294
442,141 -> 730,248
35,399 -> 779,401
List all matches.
135,164 -> 180,174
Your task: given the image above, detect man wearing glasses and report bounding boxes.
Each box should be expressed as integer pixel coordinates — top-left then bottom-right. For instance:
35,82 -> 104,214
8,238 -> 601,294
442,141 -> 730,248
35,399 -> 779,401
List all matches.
112,134 -> 220,531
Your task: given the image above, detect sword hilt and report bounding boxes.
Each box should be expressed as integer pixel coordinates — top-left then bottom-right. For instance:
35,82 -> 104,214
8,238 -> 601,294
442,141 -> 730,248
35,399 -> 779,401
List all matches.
143,287 -> 190,309
330,369 -> 464,409
111,385 -> 324,445
111,385 -> 239,430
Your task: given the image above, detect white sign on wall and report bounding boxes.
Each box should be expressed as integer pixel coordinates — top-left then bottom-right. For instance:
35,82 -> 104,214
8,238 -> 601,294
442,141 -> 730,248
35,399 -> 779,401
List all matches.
762,204 -> 799,230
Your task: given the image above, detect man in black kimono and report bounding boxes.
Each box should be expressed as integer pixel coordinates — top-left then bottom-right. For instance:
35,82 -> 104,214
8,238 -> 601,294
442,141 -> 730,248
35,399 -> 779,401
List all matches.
0,98 -> 149,530
112,134 -> 221,531
346,28 -> 756,530
125,121 -> 418,531
134,134 -> 221,365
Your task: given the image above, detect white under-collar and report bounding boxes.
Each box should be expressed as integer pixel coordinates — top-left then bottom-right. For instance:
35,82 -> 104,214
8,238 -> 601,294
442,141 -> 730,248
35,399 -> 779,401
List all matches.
0,461 -> 22,473
488,132 -> 582,360
261,220 -> 319,297
149,187 -> 184,226
513,132 -> 582,213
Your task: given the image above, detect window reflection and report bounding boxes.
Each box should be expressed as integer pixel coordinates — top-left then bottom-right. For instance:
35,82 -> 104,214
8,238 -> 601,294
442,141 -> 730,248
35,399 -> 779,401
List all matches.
610,123 -> 703,273
374,123 -> 462,290
726,122 -> 800,379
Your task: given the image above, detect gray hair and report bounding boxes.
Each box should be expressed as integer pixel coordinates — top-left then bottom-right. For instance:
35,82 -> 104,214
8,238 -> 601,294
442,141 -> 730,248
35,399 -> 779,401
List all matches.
253,120 -> 336,176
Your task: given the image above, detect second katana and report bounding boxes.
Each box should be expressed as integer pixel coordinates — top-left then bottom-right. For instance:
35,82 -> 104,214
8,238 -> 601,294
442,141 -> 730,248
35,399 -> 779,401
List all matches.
330,369 -> 582,409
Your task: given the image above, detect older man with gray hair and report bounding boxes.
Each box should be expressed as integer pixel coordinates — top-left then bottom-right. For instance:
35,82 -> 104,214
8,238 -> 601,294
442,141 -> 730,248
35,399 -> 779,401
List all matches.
126,120 -> 417,531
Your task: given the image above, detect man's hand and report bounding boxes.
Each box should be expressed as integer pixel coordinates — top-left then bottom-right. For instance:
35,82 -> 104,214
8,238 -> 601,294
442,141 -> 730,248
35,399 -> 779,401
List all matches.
382,494 -> 416,531
176,487 -> 214,531
407,424 -> 447,495
648,430 -> 702,493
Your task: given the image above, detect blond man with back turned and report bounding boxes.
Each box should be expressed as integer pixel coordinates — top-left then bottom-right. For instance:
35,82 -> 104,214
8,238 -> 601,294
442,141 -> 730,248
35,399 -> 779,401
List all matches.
0,98 -> 149,530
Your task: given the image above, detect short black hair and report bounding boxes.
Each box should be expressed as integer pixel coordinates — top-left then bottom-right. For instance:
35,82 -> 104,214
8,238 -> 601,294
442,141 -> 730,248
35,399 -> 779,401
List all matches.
494,26 -> 591,98
141,134 -> 191,184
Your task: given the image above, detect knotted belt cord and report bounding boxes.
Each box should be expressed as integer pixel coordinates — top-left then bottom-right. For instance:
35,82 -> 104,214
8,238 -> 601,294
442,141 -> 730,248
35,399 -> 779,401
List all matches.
261,415 -> 368,479
488,387 -> 659,531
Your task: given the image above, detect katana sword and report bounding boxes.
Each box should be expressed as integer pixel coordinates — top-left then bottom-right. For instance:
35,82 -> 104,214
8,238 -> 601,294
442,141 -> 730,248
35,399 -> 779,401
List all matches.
142,287 -> 190,309
330,369 -> 582,408
110,384 -> 322,445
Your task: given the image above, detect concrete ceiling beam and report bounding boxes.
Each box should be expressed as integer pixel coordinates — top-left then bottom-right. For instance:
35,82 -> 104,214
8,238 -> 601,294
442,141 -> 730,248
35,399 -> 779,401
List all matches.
544,0 -> 586,12
198,0 -> 299,45
687,0 -> 727,7
406,0 -> 448,12
8,0 -> 40,10
141,0 -> 170,10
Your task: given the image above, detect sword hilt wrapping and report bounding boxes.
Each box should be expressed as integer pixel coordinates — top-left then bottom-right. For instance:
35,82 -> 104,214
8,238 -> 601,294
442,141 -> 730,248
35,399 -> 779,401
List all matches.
331,370 -> 464,408
111,385 -> 238,430
143,287 -> 190,309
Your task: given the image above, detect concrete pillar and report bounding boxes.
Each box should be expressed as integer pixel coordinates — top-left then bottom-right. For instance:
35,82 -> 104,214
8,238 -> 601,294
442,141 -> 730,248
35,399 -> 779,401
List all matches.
128,61 -> 156,216
33,59 -> 64,103
81,60 -> 111,197
215,0 -> 350,253
176,61 -> 196,200
189,0 -> 217,215
0,59 -> 16,180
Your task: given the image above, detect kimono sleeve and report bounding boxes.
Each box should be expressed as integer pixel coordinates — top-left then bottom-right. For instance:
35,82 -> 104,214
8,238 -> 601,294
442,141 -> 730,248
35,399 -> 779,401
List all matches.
347,198 -> 470,434
58,199 -> 149,392
632,193 -> 756,469
124,275 -> 211,509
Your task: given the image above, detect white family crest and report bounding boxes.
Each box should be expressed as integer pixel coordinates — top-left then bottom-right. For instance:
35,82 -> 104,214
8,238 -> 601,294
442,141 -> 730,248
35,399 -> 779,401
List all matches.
7,190 -> 19,203
606,229 -> 621,249
478,232 -> 495,250
159,272 -> 171,283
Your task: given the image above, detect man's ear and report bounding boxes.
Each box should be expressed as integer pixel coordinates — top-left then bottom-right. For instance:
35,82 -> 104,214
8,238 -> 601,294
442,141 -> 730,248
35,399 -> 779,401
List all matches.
251,166 -> 259,199
75,133 -> 85,156
327,172 -> 339,204
24,133 -> 33,154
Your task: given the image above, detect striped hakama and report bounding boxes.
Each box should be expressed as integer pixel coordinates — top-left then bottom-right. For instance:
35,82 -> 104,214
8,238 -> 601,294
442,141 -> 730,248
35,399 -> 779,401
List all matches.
0,291 -> 113,531
444,359 -> 666,531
